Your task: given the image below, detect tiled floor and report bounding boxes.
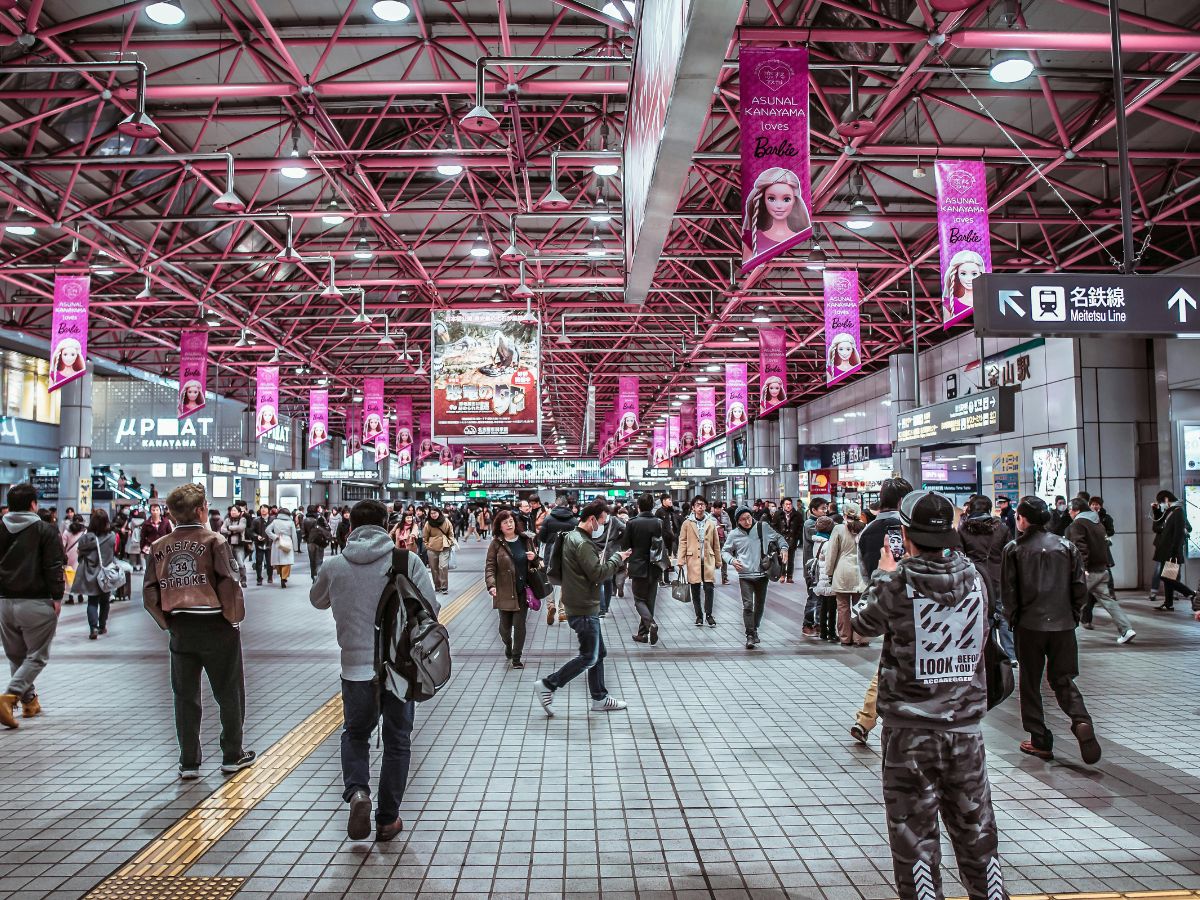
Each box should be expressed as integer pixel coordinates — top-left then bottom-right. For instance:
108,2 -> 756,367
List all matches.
2,541 -> 1199,899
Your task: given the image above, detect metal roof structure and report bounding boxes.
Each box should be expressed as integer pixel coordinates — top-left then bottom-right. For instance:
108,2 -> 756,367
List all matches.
1,0 -> 1198,458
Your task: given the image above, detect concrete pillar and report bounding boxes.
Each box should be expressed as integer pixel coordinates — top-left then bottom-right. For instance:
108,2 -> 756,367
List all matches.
888,353 -> 920,488
57,364 -> 93,519
779,407 -> 799,498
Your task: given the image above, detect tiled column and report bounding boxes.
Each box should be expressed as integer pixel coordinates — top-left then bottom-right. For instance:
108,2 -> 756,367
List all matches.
56,363 -> 93,520
779,407 -> 799,498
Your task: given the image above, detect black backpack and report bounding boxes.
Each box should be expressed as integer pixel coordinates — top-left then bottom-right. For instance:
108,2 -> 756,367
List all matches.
546,531 -> 568,585
312,525 -> 330,548
374,548 -> 452,703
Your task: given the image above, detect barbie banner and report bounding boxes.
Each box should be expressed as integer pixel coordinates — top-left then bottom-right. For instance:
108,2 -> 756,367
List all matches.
824,270 -> 863,386
935,159 -> 992,329
255,366 -> 279,438
345,405 -> 362,458
652,425 -> 668,468
395,397 -> 414,467
680,400 -> 696,454
667,415 -> 681,458
615,375 -> 640,446
758,327 -> 788,415
374,424 -> 389,463
725,363 -> 749,434
740,46 -> 811,273
696,386 -> 718,446
177,330 -> 208,419
417,411 -> 442,463
363,377 -> 385,445
308,389 -> 329,450
49,274 -> 90,391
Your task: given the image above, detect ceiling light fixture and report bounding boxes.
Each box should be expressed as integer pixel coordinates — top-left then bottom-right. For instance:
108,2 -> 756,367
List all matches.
413,349 -> 427,375
353,236 -> 374,260
751,306 -> 771,323
469,232 -> 490,258
989,52 -> 1034,83
732,326 -> 750,342
538,185 -> 570,212
269,347 -> 281,363
461,103 -> 501,134
371,0 -> 411,22
589,195 -> 611,223
511,262 -> 535,300
276,216 -> 302,263
202,305 -> 221,328
145,0 -> 185,25
135,275 -> 155,301
234,330 -> 251,348
59,239 -> 82,267
694,375 -> 709,383
351,288 -> 372,324
281,129 -> 307,180
490,287 -> 503,303
592,160 -> 619,177
805,243 -> 828,272
322,198 -> 345,227
211,156 -> 246,213
704,363 -> 722,373
436,162 -> 463,177
322,259 -> 343,299
602,0 -> 635,19
585,230 -> 606,257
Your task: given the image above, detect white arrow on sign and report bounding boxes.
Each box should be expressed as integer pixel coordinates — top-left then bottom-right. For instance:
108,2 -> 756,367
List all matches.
998,290 -> 1026,317
1168,287 -> 1196,323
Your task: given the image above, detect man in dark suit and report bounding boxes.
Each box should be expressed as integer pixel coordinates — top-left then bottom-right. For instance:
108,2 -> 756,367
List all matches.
622,493 -> 666,644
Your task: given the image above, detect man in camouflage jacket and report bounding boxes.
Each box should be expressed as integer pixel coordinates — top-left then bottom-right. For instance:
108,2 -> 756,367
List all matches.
852,491 -> 1007,900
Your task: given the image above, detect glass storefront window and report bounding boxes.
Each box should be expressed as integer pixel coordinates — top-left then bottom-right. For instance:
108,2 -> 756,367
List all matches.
1,350 -> 61,425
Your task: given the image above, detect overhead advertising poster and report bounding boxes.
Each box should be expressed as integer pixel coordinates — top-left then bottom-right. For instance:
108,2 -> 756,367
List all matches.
696,386 -> 718,446
374,424 -> 389,463
680,400 -> 696,454
395,396 -> 414,467
936,159 -> 992,329
308,389 -> 329,451
615,376 -> 640,446
255,366 -> 280,438
345,404 -> 362,458
363,377 -> 385,445
824,270 -> 863,386
177,330 -> 208,420
725,363 -> 749,435
417,411 -> 442,463
739,46 -> 811,273
667,415 -> 682,458
1032,444 -> 1068,505
652,425 -> 668,468
49,274 -> 91,392
431,309 -> 540,444
758,327 -> 787,415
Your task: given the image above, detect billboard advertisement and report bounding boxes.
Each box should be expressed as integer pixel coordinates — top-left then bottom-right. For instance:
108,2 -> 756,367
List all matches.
936,159 -> 992,329
177,330 -> 208,420
49,274 -> 91,392
824,270 -> 863,386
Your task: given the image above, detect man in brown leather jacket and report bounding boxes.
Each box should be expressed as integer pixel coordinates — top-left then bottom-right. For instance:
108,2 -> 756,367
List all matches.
144,483 -> 253,780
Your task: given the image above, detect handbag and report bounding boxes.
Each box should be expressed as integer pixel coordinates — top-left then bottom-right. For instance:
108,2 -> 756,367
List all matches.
1162,558 -> 1181,581
671,567 -> 690,603
985,619 -> 1015,710
525,586 -> 542,612
277,532 -> 293,554
448,546 -> 459,570
96,561 -> 124,594
758,523 -> 783,581
527,566 -> 554,600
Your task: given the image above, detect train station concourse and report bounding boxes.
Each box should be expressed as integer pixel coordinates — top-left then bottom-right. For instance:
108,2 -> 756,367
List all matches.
3,0 -> 1200,898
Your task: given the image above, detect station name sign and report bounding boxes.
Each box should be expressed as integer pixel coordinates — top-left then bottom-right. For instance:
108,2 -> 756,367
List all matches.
974,273 -> 1200,338
895,387 -> 1015,450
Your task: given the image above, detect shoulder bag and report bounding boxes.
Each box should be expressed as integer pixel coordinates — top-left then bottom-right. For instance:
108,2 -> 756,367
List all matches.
671,567 -> 690,603
1161,557 -> 1181,582
277,530 -> 293,554
758,523 -> 783,581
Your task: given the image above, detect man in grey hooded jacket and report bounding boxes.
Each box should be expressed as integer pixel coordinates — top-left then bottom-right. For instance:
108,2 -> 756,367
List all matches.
310,499 -> 438,843
722,505 -> 785,650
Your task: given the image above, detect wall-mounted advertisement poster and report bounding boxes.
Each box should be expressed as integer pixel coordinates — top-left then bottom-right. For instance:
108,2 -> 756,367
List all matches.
1032,444 -> 1067,505
992,451 -> 1019,496
431,309 -> 540,444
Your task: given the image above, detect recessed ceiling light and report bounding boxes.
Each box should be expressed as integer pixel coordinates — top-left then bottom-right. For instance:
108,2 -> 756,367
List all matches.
372,0 -> 411,22
146,0 -> 185,25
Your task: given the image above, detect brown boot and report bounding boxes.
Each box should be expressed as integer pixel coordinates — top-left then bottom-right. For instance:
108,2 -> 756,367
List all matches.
0,693 -> 19,729
376,818 -> 404,842
21,696 -> 41,719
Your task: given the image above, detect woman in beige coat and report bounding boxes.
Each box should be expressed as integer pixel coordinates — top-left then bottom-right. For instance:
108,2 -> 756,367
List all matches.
824,501 -> 868,646
677,496 -> 722,626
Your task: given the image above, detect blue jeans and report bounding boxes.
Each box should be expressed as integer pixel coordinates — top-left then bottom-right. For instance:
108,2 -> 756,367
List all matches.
599,579 -> 613,616
340,679 -> 415,825
544,615 -> 607,701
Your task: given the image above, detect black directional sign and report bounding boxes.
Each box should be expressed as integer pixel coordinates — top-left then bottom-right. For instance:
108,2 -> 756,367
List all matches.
973,273 -> 1200,338
895,387 -> 1015,450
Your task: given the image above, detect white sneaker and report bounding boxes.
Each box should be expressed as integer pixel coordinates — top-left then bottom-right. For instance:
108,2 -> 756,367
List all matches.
590,696 -> 627,712
532,678 -> 555,717
1117,629 -> 1136,645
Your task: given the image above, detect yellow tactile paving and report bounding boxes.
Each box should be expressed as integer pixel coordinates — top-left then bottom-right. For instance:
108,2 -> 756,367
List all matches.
84,578 -> 486,895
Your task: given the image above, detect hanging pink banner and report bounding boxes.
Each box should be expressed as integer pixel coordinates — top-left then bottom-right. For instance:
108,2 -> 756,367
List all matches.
395,397 -> 414,467
739,46 -> 812,273
417,411 -> 441,463
49,274 -> 90,392
667,415 -> 681,458
935,159 -> 992,329
652,425 -> 669,468
308,389 -> 329,450
724,363 -> 749,435
696,386 -> 718,447
374,424 -> 389,463
345,405 -> 362,458
363,377 -> 385,445
615,375 -> 640,446
255,366 -> 279,438
680,400 -> 696,454
758,327 -> 788,416
177,330 -> 208,420
824,270 -> 863,386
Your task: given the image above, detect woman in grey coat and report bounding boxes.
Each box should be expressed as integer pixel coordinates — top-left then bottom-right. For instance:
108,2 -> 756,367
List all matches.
220,506 -> 250,588
73,509 -> 116,639
265,509 -> 298,588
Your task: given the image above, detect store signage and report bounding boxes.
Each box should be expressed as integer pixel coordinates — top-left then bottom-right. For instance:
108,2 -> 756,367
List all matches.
431,309 -> 541,444
896,387 -> 1015,450
320,468 -> 381,482
59,445 -> 92,459
715,466 -> 776,477
276,470 -> 316,481
116,416 -> 216,449
936,160 -> 992,330
801,443 -> 893,469
30,474 -> 58,500
49,275 -> 90,392
974,273 -> 1200,337
78,476 -> 92,515
674,467 -> 713,478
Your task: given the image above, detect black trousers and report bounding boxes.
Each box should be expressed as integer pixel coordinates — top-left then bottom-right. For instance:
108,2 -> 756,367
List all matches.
168,614 -> 246,768
498,608 -> 528,660
739,576 -> 769,634
784,538 -> 798,579
1014,626 -> 1092,752
307,543 -> 325,578
690,581 -> 714,618
630,576 -> 657,632
254,544 -> 272,582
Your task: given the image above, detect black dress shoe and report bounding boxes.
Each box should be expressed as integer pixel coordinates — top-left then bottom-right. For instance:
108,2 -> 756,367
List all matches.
1154,602 -> 1175,611
347,789 -> 372,841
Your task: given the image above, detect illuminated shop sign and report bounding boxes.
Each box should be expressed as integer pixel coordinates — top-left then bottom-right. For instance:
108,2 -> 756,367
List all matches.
895,387 -> 1015,450
115,416 -> 216,449
801,443 -> 893,470
276,470 -> 316,481
464,459 -> 628,485
207,455 -> 270,478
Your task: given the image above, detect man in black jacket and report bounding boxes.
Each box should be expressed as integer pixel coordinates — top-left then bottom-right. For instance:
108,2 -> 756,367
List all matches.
654,493 -> 682,554
1001,496 -> 1100,764
771,498 -> 803,583
537,494 -> 579,622
800,496 -> 831,633
0,482 -> 66,728
622,493 -> 665,643
1065,498 -> 1134,644
957,495 -> 1015,662
249,504 -> 272,585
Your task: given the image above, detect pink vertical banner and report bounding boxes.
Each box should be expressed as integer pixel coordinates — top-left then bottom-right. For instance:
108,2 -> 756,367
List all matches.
652,425 -> 668,468
758,327 -> 788,415
374,422 -> 390,463
345,405 -> 362,458
49,274 -> 90,392
935,159 -> 992,329
308,389 -> 329,450
696,386 -> 718,447
615,375 -> 640,446
177,330 -> 208,420
363,377 -> 385,444
255,366 -> 279,438
824,270 -> 863,386
667,415 -> 681,458
680,400 -> 696,453
739,46 -> 812,273
417,411 -> 441,463
724,363 -> 748,435
395,397 -> 414,467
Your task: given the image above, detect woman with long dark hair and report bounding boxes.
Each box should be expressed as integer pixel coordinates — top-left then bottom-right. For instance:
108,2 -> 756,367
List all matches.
485,510 -> 539,669
73,509 -> 115,639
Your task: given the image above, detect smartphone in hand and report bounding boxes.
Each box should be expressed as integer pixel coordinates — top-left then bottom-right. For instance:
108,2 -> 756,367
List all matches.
886,526 -> 904,563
